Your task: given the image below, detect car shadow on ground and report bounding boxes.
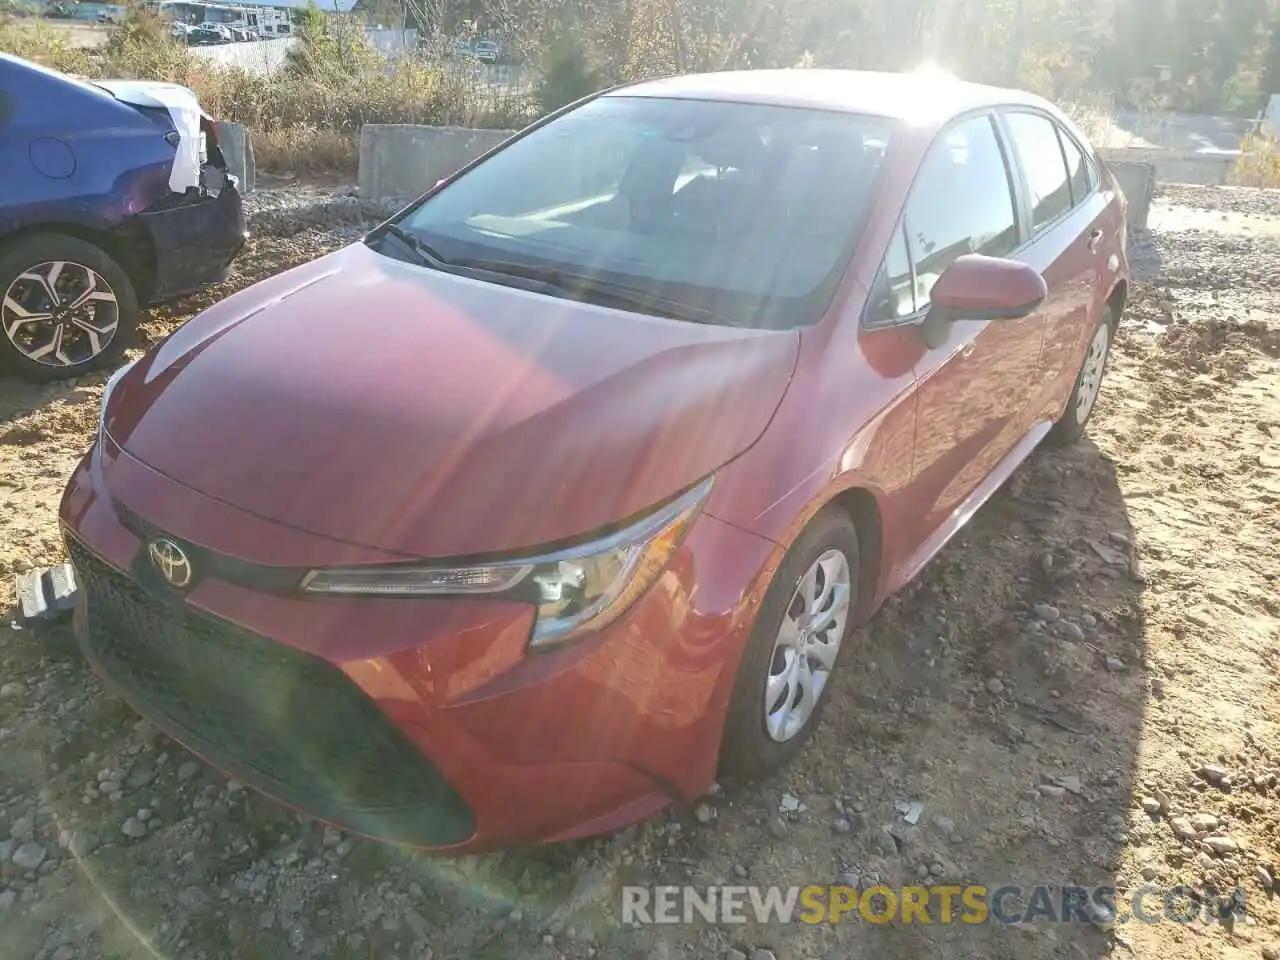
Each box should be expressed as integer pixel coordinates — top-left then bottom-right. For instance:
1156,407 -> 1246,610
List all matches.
546,432 -> 1162,960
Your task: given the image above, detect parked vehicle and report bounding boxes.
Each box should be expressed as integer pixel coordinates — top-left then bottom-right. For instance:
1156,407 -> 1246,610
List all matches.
474,38 -> 501,63
62,69 -> 1128,852
0,54 -> 246,381
185,25 -> 228,44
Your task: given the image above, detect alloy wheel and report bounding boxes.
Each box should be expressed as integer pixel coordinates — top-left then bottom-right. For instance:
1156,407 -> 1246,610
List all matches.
763,549 -> 851,742
1074,322 -> 1111,425
2,260 -> 120,367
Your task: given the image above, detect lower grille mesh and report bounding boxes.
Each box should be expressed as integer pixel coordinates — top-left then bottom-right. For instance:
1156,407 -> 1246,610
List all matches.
67,535 -> 474,846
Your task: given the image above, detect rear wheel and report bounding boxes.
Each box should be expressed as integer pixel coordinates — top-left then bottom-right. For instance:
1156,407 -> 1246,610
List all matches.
0,233 -> 138,382
720,508 -> 859,778
1047,306 -> 1114,446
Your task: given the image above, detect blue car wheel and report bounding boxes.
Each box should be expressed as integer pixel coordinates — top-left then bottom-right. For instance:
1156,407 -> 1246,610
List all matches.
0,233 -> 138,382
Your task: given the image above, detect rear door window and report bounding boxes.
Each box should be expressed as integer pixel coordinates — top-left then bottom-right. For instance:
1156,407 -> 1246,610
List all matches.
1004,112 -> 1073,231
1057,130 -> 1094,206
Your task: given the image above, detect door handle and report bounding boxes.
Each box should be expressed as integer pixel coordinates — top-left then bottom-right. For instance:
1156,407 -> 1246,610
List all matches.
1087,229 -> 1105,252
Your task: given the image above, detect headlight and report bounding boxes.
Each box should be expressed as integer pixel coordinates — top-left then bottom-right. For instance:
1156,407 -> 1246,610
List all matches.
301,475 -> 714,649
98,358 -> 137,445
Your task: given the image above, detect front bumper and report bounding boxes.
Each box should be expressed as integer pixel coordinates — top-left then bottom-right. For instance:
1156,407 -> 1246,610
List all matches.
59,438 -> 777,851
136,185 -> 247,304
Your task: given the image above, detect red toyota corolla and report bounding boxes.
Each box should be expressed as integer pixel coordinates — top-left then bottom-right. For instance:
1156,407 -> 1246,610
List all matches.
60,69 -> 1129,852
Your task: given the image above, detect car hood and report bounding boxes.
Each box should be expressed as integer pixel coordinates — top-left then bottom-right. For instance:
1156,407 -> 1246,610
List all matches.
106,243 -> 800,558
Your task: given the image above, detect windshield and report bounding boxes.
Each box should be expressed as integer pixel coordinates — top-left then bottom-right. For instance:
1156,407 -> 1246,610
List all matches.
394,95 -> 896,328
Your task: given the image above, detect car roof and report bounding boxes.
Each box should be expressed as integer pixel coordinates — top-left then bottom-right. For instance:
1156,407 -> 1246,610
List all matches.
605,69 -> 1057,130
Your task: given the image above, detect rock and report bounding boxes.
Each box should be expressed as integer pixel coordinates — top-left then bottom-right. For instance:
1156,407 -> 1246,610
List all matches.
1189,813 -> 1219,832
127,765 -> 155,788
0,681 -> 25,699
766,816 -> 787,839
694,802 -> 714,825
0,840 -> 11,862
65,830 -> 99,857
986,677 -> 1005,695
1141,865 -> 1159,881
322,827 -> 342,847
1171,817 -> 1198,841
1141,797 -> 1162,815
1104,656 -> 1125,672
258,910 -> 276,929
177,761 -> 201,782
932,816 -> 955,835
9,814 -> 34,843
1084,898 -> 1115,931
833,818 -> 852,834
1153,786 -> 1172,815
779,794 -> 804,813
1036,784 -> 1066,799
98,780 -> 121,796
1058,621 -> 1086,642
1055,776 -> 1083,795
1033,603 -> 1060,621
50,947 -> 75,960
11,842 -> 47,870
837,871 -> 860,888
0,890 -> 14,909
137,808 -> 152,823
121,817 -> 147,839
1263,947 -> 1278,960
1200,764 -> 1228,784
725,951 -> 747,960
751,951 -> 777,960
1204,836 -> 1238,855
1256,866 -> 1274,890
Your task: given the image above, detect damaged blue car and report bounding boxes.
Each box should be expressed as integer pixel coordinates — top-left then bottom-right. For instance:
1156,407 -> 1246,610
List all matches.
0,53 -> 246,381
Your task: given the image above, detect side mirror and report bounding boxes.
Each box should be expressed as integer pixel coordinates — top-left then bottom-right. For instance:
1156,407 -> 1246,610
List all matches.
919,255 -> 1048,349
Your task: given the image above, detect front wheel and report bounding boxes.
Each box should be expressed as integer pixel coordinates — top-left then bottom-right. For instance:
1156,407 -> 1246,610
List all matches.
0,233 -> 138,382
719,508 -> 860,779
1047,307 -> 1114,447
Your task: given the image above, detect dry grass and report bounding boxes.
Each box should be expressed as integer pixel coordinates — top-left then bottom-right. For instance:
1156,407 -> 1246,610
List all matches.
252,127 -> 359,174
1230,130 -> 1280,188
0,19 -> 532,175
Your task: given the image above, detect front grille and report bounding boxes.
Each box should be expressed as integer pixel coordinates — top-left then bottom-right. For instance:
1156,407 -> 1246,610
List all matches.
67,535 -> 474,846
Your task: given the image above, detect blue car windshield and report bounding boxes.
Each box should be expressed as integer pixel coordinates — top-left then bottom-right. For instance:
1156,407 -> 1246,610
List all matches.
398,95 -> 896,328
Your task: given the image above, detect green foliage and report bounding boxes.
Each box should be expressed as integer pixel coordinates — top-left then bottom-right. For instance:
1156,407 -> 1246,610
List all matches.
534,36 -> 601,114
285,1 -> 378,80
104,0 -> 169,57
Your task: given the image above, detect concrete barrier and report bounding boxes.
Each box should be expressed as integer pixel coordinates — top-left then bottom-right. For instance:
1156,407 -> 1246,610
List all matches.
1099,146 -> 1236,187
358,124 -> 516,201
216,122 -> 255,196
1104,159 -> 1156,230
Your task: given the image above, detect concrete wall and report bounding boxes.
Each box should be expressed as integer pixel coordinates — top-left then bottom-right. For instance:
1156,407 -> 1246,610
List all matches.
1103,159 -> 1155,230
358,124 -> 516,202
189,37 -> 295,75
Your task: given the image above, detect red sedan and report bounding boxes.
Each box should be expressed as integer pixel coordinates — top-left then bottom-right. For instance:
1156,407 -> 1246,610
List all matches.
60,69 -> 1129,852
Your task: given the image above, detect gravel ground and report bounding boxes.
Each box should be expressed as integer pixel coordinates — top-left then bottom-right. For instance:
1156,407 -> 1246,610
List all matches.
1,183 -> 1278,960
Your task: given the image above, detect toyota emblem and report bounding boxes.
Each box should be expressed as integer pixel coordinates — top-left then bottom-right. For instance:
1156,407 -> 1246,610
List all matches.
148,538 -> 192,589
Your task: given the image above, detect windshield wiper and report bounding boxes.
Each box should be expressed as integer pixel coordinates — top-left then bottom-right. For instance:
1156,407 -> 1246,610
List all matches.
449,257 -> 715,324
372,224 -> 451,267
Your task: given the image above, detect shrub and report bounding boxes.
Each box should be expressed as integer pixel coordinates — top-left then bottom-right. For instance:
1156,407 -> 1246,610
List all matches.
1230,129 -> 1280,188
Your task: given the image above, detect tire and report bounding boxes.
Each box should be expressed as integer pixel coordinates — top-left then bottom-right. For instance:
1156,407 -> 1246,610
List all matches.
0,233 -> 138,383
719,508 -> 860,779
1046,306 -> 1115,447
